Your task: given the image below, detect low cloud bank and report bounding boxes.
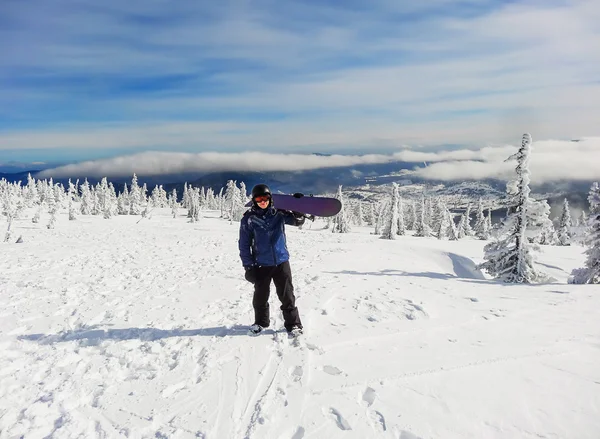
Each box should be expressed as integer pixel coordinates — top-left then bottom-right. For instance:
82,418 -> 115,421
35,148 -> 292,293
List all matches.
37,138 -> 600,184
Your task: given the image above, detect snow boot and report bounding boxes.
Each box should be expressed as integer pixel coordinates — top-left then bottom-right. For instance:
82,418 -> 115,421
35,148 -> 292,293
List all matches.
248,324 -> 265,336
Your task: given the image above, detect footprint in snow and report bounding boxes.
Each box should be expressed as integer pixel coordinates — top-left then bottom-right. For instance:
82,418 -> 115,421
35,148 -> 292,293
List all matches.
362,387 -> 376,406
323,365 -> 343,376
291,426 -> 305,439
329,408 -> 351,430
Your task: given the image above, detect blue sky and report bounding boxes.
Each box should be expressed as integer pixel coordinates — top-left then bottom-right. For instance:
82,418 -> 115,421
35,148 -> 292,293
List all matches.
1,0 -> 599,167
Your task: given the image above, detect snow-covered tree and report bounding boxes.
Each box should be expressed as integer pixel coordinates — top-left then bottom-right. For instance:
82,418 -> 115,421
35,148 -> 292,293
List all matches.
368,203 -> 376,226
373,202 -> 384,235
356,202 -> 364,227
68,179 -> 78,221
80,179 -> 92,215
473,198 -> 489,239
170,189 -> 179,218
557,198 -> 573,246
332,185 -> 350,233
405,201 -> 416,230
151,185 -> 169,208
478,133 -> 546,283
25,173 -> 38,207
435,202 -> 452,240
188,187 -> 201,223
381,183 -> 399,240
47,195 -> 58,229
570,183 -> 600,284
129,174 -> 142,215
223,180 -> 245,222
397,196 -> 406,236
527,199 -> 556,245
414,196 -> 432,237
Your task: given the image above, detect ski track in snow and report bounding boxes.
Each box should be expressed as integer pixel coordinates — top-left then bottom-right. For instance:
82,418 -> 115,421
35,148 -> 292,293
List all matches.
1,209 -> 599,438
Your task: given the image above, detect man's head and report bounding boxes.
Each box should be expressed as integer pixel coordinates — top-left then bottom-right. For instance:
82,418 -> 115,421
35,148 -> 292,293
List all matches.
251,184 -> 272,209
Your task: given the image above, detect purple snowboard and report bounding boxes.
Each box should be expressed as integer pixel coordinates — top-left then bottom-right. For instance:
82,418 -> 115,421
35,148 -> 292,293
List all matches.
245,193 -> 342,217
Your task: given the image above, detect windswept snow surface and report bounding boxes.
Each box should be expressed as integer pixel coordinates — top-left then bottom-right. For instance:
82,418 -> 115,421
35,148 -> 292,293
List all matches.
1,210 -> 599,439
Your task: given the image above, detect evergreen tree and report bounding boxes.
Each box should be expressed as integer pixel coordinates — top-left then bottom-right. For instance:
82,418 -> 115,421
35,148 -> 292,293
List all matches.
188,187 -> 201,223
332,185 -> 350,233
478,133 -> 546,283
356,202 -> 364,227
397,196 -> 406,236
570,183 -> 600,284
414,196 -> 432,237
368,203 -> 376,226
381,184 -> 399,240
473,198 -> 488,239
170,189 -> 179,218
405,201 -> 416,230
557,198 -> 573,246
129,174 -> 142,215
68,179 -> 77,221
528,199 -> 556,245
436,202 -> 451,240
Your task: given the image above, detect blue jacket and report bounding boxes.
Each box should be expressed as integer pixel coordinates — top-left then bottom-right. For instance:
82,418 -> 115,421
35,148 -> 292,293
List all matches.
239,206 -> 301,267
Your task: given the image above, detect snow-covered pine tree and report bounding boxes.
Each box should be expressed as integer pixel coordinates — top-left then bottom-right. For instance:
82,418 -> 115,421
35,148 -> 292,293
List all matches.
223,180 -> 240,222
151,185 -> 168,208
430,198 -> 444,236
68,179 -> 77,221
117,183 -> 129,215
528,199 -> 556,245
435,202 -> 450,240
447,206 -> 459,240
397,196 -> 406,236
98,178 -> 112,219
414,196 -> 432,237
140,183 -> 148,206
356,202 -> 364,227
425,198 -> 434,231
570,182 -> 600,284
79,179 -> 92,215
239,182 -> 248,205
25,173 -> 38,207
188,187 -> 201,223
381,183 -> 399,240
332,185 -> 350,233
47,193 -> 58,229
182,183 -> 190,211
373,201 -> 389,235
405,201 -> 416,230
557,198 -> 573,246
2,181 -> 23,242
478,133 -> 546,283
170,189 -> 179,218
129,174 -> 142,215
460,203 -> 474,237
368,203 -> 376,226
473,198 -> 488,239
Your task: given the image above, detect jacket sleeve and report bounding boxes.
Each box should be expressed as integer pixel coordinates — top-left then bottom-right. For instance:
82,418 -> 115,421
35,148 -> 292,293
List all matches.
238,216 -> 255,267
281,210 -> 305,227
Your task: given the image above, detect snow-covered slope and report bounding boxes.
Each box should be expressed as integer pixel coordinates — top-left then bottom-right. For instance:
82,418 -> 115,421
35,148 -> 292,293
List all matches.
1,210 -> 598,438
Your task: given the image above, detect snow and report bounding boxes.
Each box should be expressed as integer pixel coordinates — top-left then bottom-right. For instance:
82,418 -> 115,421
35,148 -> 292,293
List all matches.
1,209 -> 599,439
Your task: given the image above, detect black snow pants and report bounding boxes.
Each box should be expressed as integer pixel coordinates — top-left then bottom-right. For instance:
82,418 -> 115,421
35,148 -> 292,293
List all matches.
252,261 -> 302,331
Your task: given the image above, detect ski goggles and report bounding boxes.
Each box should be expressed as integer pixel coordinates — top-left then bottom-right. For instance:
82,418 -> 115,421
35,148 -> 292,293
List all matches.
254,195 -> 271,202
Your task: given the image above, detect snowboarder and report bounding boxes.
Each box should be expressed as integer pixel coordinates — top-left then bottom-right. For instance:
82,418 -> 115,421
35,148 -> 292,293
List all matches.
239,184 -> 305,336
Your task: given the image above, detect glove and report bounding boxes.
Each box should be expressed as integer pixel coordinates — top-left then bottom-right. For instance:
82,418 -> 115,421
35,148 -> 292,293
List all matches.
291,211 -> 306,226
244,266 -> 258,284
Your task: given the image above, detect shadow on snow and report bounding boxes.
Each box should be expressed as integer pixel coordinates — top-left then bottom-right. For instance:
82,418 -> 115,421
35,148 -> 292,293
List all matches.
18,325 -> 281,345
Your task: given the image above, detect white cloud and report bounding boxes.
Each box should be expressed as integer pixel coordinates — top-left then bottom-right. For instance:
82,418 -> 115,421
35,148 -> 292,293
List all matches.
37,138 -> 600,184
411,137 -> 600,183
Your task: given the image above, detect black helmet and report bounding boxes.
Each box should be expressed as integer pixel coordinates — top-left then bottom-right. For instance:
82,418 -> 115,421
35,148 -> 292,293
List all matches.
251,184 -> 271,199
